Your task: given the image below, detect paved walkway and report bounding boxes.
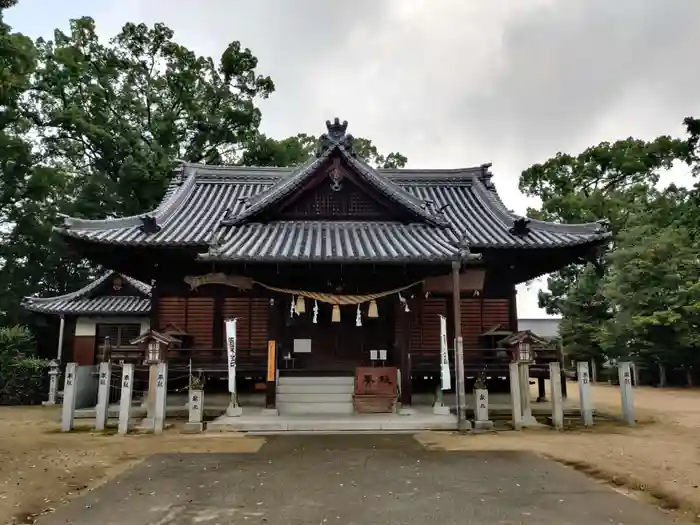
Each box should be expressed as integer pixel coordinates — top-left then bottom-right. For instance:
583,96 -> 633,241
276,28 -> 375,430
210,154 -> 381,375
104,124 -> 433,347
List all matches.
37,435 -> 674,524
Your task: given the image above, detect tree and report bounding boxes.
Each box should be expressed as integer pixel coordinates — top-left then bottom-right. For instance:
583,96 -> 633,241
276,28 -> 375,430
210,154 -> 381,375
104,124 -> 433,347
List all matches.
26,17 -> 275,217
601,224 -> 700,386
519,136 -> 689,315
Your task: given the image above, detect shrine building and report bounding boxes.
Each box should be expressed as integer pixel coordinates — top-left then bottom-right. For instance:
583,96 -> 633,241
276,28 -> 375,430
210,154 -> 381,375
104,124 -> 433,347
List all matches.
31,118 -> 610,414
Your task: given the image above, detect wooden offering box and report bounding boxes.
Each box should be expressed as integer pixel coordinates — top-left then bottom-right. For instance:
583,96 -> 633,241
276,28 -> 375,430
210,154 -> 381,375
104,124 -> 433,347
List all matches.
354,366 -> 398,413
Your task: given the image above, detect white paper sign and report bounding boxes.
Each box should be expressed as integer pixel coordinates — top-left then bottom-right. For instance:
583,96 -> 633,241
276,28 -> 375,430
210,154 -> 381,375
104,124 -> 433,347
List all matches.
439,315 -> 451,390
225,318 -> 238,394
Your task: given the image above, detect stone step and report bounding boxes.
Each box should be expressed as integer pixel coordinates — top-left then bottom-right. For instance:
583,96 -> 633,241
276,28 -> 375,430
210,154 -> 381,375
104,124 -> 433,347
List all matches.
277,392 -> 353,404
277,383 -> 354,395
278,376 -> 355,386
277,401 -> 354,415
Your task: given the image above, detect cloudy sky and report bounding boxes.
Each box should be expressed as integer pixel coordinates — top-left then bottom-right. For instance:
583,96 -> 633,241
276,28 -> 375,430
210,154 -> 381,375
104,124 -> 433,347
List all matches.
7,0 -> 700,317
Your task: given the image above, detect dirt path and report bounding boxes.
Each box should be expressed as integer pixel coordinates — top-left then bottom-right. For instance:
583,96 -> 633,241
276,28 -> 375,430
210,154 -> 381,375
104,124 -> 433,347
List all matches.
0,407 -> 264,525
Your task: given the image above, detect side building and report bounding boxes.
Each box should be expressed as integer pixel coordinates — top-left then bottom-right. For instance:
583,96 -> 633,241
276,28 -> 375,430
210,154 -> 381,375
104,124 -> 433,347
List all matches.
46,118 -> 609,408
23,271 -> 151,365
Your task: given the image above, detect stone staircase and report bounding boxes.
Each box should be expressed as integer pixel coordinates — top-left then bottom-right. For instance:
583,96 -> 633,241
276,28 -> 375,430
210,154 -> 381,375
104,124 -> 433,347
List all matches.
277,376 -> 355,415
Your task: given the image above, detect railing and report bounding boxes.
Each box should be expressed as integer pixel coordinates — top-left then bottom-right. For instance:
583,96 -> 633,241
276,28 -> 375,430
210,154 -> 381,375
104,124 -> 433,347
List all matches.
103,345 -> 559,374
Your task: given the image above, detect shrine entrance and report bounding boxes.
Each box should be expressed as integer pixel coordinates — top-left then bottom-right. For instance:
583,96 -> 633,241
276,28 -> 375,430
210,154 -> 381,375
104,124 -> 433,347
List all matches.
277,298 -> 396,373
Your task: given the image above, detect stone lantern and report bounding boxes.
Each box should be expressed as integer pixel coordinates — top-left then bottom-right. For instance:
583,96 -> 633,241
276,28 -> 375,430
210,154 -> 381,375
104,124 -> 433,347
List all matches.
499,331 -> 547,427
130,330 -> 179,365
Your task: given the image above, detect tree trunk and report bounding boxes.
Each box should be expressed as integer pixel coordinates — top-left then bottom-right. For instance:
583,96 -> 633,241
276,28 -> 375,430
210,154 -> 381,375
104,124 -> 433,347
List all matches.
686,368 -> 693,388
657,362 -> 667,388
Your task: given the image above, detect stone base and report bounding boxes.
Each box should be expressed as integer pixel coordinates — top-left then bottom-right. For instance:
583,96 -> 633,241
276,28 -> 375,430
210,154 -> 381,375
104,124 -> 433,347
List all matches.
226,404 -> 243,417
136,417 -> 155,430
472,420 -> 494,431
399,406 -> 416,416
42,400 -> 57,406
260,408 -> 279,416
522,415 -> 544,428
456,418 -> 472,432
183,421 -> 204,434
432,404 -> 451,416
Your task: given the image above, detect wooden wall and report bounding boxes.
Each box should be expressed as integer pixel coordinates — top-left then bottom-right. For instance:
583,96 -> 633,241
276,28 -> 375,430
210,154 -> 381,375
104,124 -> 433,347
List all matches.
157,295 -> 269,350
222,297 -> 269,352
410,296 -> 513,353
72,336 -> 96,365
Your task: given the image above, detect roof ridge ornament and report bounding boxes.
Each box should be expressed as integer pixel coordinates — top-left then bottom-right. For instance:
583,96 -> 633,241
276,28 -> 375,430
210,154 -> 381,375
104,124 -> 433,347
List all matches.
594,218 -> 610,233
316,117 -> 356,157
509,216 -> 531,236
139,215 -> 161,234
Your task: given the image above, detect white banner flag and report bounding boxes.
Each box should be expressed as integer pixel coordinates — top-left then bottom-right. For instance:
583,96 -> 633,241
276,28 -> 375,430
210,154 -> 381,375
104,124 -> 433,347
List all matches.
439,315 -> 451,390
225,318 -> 238,394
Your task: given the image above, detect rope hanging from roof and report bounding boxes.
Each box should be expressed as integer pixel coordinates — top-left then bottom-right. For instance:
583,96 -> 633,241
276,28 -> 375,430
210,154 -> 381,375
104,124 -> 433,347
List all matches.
253,279 -> 423,306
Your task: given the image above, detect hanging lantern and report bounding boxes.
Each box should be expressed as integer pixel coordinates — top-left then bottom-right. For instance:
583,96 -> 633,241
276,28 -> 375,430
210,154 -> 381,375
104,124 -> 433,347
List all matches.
355,304 -> 362,327
296,295 -> 306,314
313,300 -> 319,324
517,340 -> 531,362
332,304 -> 341,323
367,300 -> 379,318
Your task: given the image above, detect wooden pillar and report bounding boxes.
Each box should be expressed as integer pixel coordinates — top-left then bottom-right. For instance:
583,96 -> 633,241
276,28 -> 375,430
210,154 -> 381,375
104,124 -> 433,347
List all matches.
508,285 -> 518,331
536,376 -> 546,402
452,260 -> 467,429
399,297 -> 412,406
150,281 -> 160,331
265,340 -> 277,409
265,298 -> 279,411
561,370 -> 568,398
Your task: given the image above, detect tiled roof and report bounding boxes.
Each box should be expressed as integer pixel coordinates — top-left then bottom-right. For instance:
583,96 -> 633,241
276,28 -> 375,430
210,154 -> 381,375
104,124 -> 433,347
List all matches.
55,117 -> 610,264
22,272 -> 151,315
56,163 -> 609,256
205,221 -> 459,263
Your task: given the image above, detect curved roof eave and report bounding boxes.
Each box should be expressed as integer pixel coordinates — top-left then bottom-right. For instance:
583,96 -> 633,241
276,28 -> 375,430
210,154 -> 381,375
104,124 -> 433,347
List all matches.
22,271 -> 151,308
469,175 -> 611,239
55,168 -> 198,234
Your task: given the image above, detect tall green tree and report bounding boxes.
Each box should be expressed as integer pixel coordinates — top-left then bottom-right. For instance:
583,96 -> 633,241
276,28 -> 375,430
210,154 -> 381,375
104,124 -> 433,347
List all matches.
601,224 -> 700,385
519,135 -> 691,369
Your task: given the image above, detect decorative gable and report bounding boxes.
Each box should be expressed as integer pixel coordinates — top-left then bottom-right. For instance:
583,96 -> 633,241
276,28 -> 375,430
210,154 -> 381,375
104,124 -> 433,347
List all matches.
272,158 -> 406,221
91,273 -> 149,298
223,118 -> 449,228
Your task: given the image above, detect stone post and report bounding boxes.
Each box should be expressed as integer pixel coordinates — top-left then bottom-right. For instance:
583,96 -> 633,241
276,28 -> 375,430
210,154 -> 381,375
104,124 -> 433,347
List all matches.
45,359 -> 60,405
618,361 -> 635,425
433,384 -> 450,415
549,361 -> 564,430
518,362 -> 538,425
184,388 -> 204,433
153,362 -> 168,434
509,363 -> 523,430
140,363 -> 158,426
577,361 -> 593,426
95,361 -> 112,431
118,364 -> 134,435
472,387 -> 493,430
60,363 -> 78,432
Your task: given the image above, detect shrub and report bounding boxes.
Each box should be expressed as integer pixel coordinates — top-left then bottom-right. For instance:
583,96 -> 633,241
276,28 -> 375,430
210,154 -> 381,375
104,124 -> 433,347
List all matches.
0,326 -> 50,405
